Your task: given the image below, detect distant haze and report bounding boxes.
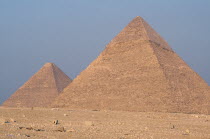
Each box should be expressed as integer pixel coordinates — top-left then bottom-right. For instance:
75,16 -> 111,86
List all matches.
0,0 -> 210,104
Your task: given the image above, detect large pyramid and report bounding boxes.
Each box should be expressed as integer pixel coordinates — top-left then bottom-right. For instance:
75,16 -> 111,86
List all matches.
53,16 -> 210,114
3,63 -> 71,107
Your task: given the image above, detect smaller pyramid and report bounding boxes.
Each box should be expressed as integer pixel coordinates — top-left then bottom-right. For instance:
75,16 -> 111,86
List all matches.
2,63 -> 71,107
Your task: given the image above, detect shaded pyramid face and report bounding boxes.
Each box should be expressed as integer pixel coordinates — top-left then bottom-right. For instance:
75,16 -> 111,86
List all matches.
3,63 -> 71,107
53,16 -> 210,114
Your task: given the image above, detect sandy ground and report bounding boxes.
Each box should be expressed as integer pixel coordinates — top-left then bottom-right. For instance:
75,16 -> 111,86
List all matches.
0,107 -> 210,139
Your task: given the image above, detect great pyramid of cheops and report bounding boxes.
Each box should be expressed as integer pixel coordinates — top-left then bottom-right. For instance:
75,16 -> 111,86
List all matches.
3,63 -> 71,107
52,16 -> 210,114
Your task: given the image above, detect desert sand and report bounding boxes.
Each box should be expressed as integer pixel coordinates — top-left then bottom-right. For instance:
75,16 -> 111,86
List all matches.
0,107 -> 210,139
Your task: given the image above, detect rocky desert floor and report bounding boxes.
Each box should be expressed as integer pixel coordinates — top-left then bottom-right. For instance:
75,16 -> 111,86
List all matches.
0,107 -> 210,139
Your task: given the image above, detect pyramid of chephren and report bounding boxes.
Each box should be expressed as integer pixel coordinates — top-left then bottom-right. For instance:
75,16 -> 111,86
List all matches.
3,63 -> 71,107
52,16 -> 210,114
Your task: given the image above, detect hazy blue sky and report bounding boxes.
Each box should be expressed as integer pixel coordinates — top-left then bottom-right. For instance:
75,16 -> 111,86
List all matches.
0,0 -> 210,104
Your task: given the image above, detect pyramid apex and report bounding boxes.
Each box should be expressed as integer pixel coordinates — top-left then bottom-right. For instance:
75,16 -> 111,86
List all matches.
44,62 -> 54,67
131,16 -> 144,21
134,16 -> 143,19
45,62 -> 54,65
110,16 -> 172,51
129,16 -> 143,23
